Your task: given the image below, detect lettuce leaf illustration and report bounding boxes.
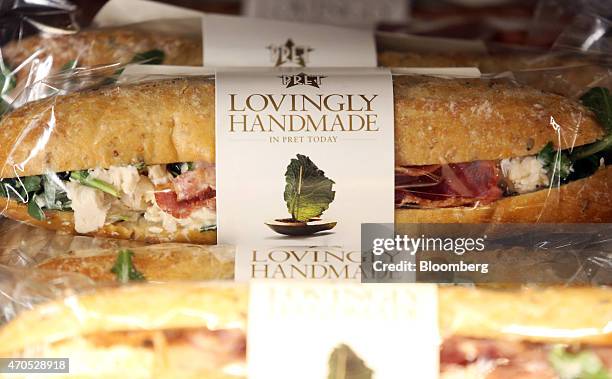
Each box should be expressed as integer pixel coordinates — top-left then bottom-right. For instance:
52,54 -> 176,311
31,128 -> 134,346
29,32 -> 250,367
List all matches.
328,344 -> 373,379
284,154 -> 335,222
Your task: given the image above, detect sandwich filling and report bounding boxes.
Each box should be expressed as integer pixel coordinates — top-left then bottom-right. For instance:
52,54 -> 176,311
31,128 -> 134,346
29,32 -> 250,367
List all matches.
33,330 -> 610,379
0,148 -> 608,232
441,337 -> 612,379
0,161 -> 216,235
395,146 -> 610,209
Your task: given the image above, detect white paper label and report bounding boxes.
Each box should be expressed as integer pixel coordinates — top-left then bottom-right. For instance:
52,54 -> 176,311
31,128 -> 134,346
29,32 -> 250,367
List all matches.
215,68 -> 394,280
248,281 -> 439,379
203,14 -> 377,67
244,0 -> 409,28
93,0 -> 205,27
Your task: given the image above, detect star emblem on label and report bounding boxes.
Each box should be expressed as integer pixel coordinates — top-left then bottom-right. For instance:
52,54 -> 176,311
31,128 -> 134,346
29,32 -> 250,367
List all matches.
267,38 -> 314,67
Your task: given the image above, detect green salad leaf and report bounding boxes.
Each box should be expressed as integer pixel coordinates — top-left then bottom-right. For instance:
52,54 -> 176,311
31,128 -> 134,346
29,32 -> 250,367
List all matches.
535,87 -> 612,181
70,171 -> 119,197
328,344 -> 373,379
284,154 -> 335,222
0,174 -> 69,219
549,346 -> 611,379
570,87 -> 612,161
0,64 -> 15,117
131,49 -> 165,65
200,224 -> 217,232
59,60 -> 78,72
111,250 -> 146,283
581,87 -> 611,132
27,196 -> 45,221
167,162 -> 194,177
537,142 -> 573,181
39,175 -> 71,211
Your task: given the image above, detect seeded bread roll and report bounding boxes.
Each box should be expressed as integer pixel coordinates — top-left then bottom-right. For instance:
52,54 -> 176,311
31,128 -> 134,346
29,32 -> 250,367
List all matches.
0,76 -> 608,243
36,243 -> 234,281
0,76 -> 602,177
2,28 -> 203,83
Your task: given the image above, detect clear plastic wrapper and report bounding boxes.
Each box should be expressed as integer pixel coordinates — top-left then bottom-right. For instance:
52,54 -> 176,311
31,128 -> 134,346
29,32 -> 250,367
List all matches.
0,217 -> 147,267
0,224 -> 235,285
552,12 -> 612,64
3,12 -> 609,107
0,280 -> 610,378
0,0 -> 78,115
0,17 -> 202,112
0,279 -> 248,378
0,66 -> 610,246
0,264 -> 95,324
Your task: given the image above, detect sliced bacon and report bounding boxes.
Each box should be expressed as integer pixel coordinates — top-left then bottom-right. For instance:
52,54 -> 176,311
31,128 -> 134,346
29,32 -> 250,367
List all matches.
153,163 -> 216,218
173,164 -> 216,202
155,187 -> 215,219
396,161 -> 503,208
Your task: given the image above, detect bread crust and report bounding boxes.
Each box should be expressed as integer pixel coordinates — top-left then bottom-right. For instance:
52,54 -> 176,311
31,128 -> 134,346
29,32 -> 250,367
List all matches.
396,165 -> 612,223
439,286 -> 612,345
0,76 -> 603,177
393,76 -> 603,165
36,243 -> 234,282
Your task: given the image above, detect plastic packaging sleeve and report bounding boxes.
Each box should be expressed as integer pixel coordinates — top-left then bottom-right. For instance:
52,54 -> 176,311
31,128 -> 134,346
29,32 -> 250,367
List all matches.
0,281 -> 610,378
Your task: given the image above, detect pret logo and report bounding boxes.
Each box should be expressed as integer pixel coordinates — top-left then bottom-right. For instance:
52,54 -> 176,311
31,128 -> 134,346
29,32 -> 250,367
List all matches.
279,72 -> 326,88
267,38 -> 314,67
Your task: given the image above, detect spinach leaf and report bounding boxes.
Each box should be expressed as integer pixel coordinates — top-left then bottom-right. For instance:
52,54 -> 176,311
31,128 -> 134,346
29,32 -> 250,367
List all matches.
27,196 -> 45,221
22,175 -> 42,193
537,142 -> 573,181
40,175 -> 71,210
570,87 -> 612,161
581,87 -> 611,132
166,162 -> 193,177
549,345 -> 610,379
131,49 -> 165,65
111,250 -> 146,283
1,174 -> 71,216
284,154 -> 335,222
569,134 -> 612,161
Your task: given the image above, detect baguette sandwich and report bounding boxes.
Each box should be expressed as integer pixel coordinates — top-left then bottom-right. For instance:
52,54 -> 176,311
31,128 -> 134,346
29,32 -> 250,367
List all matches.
35,244 -> 234,283
3,24 -> 600,78
0,76 -> 609,244
2,26 -> 203,82
0,284 -> 609,378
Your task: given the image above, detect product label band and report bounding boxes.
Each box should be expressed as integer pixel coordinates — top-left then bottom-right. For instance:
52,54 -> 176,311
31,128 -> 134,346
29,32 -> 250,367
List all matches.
215,68 -> 395,281
203,14 -> 377,67
248,281 -> 439,379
